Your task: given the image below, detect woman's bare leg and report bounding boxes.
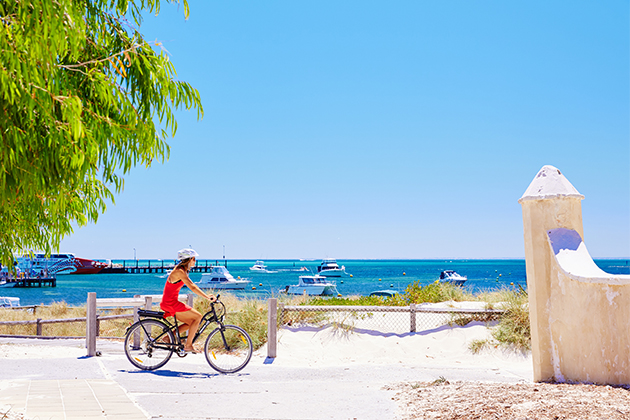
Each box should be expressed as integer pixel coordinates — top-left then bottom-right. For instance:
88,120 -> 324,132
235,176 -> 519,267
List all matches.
176,309 -> 202,351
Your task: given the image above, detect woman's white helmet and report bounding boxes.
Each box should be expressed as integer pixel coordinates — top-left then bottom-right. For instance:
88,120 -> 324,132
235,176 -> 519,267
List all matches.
177,248 -> 199,261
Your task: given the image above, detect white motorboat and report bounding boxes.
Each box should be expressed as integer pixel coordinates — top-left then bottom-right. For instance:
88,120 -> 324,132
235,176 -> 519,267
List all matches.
0,297 -> 20,307
0,280 -> 16,288
196,266 -> 250,290
249,260 -> 277,273
439,270 -> 467,286
285,275 -> 339,296
316,259 -> 347,277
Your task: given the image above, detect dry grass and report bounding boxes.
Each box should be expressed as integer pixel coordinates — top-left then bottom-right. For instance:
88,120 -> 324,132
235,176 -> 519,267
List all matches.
0,302 -> 132,337
388,380 -> 630,419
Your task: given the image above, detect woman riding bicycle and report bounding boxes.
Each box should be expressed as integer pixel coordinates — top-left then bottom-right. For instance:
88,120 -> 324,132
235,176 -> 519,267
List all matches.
161,248 -> 215,353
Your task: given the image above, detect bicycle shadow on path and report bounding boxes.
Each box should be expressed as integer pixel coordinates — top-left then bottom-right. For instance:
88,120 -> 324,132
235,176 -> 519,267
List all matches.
118,369 -> 251,379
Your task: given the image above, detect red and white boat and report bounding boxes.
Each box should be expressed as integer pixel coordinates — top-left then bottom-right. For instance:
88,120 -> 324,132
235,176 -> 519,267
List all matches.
73,257 -> 108,275
17,253 -> 107,275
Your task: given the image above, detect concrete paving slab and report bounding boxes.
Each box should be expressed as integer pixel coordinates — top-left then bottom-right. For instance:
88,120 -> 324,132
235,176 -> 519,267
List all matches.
0,337 -> 532,420
0,378 -> 147,420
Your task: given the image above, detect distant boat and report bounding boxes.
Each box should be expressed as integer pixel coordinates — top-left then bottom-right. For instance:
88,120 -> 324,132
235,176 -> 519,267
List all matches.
316,259 -> 347,277
439,270 -> 467,286
249,261 -> 277,273
196,266 -> 250,290
0,280 -> 16,288
369,290 -> 398,298
284,275 -> 339,296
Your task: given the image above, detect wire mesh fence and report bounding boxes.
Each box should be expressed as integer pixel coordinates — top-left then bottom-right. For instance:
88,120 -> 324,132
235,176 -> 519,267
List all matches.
279,304 -> 505,334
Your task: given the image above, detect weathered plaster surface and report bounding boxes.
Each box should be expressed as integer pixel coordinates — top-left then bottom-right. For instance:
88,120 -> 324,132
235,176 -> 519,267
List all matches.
520,165 -> 630,385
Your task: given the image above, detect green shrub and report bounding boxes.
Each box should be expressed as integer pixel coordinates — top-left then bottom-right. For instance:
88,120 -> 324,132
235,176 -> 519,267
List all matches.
470,287 -> 531,353
306,281 -> 475,307
395,280 -> 475,304
490,288 -> 530,350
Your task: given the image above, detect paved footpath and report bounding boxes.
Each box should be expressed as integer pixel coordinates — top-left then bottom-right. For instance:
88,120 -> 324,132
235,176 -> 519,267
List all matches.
0,338 -> 532,420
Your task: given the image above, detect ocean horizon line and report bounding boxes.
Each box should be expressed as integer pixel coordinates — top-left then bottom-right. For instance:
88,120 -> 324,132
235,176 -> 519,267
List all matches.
99,257 -> 629,262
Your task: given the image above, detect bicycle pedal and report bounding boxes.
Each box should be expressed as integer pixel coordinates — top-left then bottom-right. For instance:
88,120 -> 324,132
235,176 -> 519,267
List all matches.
177,349 -> 188,357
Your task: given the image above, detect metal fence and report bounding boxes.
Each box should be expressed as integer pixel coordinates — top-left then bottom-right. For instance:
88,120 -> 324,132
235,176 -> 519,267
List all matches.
279,304 -> 505,334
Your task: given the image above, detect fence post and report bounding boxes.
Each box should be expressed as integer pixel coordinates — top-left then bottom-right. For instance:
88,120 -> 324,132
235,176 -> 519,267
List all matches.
86,292 -> 97,356
36,319 -> 42,336
187,293 -> 194,308
133,295 -> 140,324
410,304 -> 416,333
144,296 -> 153,310
267,298 -> 277,358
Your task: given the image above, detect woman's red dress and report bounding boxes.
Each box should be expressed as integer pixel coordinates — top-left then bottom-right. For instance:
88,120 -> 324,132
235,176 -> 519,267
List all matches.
160,279 -> 192,317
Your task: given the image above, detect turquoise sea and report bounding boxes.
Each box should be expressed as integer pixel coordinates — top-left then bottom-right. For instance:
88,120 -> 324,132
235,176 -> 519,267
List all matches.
4,259 -> 630,307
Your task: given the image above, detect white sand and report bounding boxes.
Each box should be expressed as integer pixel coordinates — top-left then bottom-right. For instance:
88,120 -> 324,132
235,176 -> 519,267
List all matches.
264,322 -> 530,369
253,301 -> 532,377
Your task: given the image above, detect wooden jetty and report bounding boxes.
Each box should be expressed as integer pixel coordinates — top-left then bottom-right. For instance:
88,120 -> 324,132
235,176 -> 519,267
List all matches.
110,260 -> 224,274
7,277 -> 56,287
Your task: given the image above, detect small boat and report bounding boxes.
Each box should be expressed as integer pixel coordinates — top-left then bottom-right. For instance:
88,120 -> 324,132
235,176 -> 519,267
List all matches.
285,275 -> 339,296
196,266 -> 250,290
0,297 -> 20,308
316,259 -> 347,277
0,280 -> 16,288
249,261 -> 277,273
369,290 -> 399,298
439,270 -> 467,286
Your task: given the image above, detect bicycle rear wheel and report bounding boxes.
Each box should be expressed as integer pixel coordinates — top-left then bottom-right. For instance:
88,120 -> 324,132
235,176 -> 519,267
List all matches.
124,319 -> 174,370
204,325 -> 253,373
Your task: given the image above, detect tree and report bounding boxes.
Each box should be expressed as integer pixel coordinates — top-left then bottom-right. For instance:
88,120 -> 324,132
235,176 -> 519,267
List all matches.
0,0 -> 203,266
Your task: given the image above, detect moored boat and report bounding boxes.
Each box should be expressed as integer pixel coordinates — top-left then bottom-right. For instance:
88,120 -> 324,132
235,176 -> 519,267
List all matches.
316,259 -> 347,277
439,270 -> 467,286
16,253 -> 107,275
0,280 -> 16,288
196,266 -> 250,290
73,257 -> 108,275
284,275 -> 339,296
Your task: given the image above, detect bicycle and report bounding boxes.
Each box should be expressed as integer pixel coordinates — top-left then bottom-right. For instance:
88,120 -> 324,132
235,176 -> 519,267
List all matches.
123,295 -> 253,373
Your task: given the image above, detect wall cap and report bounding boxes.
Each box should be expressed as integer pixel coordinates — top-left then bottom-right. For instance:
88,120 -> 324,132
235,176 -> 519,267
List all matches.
518,165 -> 584,203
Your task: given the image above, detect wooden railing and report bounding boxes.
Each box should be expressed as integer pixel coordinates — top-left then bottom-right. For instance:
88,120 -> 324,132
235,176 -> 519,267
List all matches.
0,293 -> 194,356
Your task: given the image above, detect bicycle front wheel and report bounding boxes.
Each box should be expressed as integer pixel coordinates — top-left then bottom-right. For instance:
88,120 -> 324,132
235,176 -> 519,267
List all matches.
204,325 -> 253,374
124,319 -> 174,371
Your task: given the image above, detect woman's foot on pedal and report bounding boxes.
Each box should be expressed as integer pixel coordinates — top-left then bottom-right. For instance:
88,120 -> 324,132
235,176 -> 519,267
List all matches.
183,347 -> 200,354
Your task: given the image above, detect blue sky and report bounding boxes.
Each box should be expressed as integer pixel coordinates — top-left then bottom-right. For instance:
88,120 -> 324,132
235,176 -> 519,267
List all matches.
61,0 -> 629,260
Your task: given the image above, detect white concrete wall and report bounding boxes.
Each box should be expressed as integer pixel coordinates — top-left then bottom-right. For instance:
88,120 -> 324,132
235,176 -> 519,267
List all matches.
519,165 -> 630,385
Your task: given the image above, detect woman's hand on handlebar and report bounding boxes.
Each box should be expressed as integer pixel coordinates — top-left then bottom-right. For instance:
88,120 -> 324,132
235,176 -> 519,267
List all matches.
207,294 -> 217,303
